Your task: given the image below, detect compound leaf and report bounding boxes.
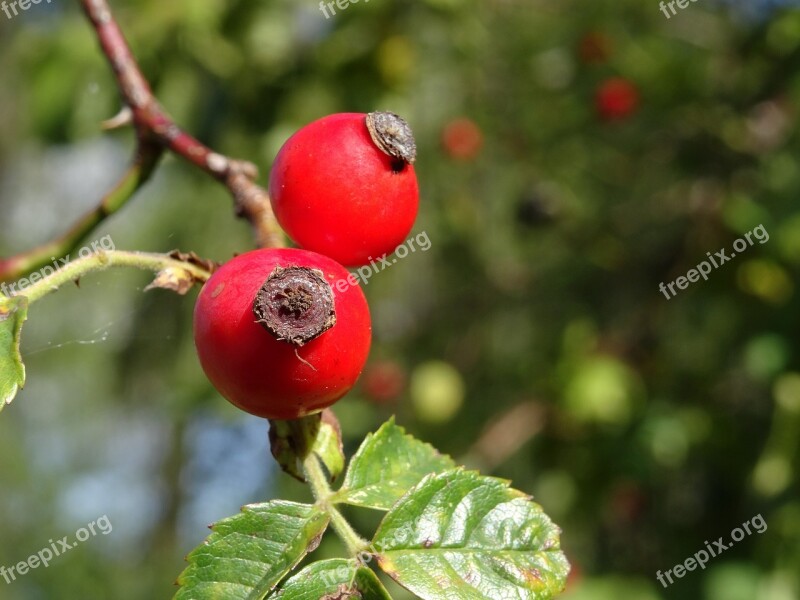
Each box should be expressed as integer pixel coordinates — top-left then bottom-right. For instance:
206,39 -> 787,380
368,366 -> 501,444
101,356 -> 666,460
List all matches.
174,501 -> 329,600
268,559 -> 392,600
0,294 -> 28,412
333,417 -> 455,510
372,469 -> 569,600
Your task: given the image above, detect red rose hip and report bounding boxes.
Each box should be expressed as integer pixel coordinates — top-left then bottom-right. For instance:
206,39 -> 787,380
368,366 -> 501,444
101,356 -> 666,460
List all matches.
193,248 -> 371,419
269,112 -> 419,267
441,117 -> 484,161
362,359 -> 407,405
595,77 -> 640,121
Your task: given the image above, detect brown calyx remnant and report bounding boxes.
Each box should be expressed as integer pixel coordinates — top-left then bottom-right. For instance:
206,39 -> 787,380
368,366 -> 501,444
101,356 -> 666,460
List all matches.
253,266 -> 336,346
366,111 -> 417,172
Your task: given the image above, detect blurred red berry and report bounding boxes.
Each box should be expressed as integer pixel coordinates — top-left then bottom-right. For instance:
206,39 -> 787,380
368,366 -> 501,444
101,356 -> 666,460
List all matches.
362,360 -> 407,404
595,78 -> 639,121
608,481 -> 647,522
565,559 -> 582,590
578,31 -> 612,64
441,118 -> 484,161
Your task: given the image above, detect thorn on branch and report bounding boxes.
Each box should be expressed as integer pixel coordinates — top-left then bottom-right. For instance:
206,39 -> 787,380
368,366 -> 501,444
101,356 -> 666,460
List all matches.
79,0 -> 283,248
101,106 -> 133,130
2,0 -> 287,284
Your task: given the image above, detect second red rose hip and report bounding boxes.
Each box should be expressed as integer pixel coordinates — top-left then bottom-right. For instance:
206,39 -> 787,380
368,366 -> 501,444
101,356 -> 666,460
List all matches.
269,112 -> 420,267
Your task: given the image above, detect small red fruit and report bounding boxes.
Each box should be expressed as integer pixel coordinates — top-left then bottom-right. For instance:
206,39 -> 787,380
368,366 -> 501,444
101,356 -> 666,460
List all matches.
595,77 -> 639,121
362,360 -> 407,404
193,248 -> 371,420
269,112 -> 419,267
441,118 -> 484,161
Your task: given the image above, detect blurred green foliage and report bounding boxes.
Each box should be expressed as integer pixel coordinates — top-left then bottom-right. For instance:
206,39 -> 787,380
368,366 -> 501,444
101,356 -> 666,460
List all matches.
1,0 -> 800,598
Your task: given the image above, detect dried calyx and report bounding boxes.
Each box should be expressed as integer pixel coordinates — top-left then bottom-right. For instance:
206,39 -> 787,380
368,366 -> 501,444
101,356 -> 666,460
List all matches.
253,266 -> 336,346
366,111 -> 418,168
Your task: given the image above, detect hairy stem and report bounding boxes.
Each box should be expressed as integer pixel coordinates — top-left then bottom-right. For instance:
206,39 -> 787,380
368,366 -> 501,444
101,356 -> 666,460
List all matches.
16,250 -> 212,305
302,452 -> 369,557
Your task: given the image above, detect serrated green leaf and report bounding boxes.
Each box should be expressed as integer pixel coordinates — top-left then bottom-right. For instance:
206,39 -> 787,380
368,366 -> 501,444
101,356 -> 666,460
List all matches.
268,559 -> 393,600
174,501 -> 330,600
332,417 -> 456,510
372,469 -> 569,600
0,294 -> 28,412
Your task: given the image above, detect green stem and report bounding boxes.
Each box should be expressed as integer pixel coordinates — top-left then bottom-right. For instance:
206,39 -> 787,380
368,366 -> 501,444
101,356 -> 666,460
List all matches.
14,250 -> 212,305
0,144 -> 163,283
302,451 -> 368,557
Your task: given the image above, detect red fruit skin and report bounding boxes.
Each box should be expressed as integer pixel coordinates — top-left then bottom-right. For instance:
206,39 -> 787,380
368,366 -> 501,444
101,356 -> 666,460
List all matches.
595,78 -> 639,121
269,113 -> 419,267
193,248 -> 372,419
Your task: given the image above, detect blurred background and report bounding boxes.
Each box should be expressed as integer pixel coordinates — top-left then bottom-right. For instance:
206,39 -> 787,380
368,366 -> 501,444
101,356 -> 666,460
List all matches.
2,0 -> 800,598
